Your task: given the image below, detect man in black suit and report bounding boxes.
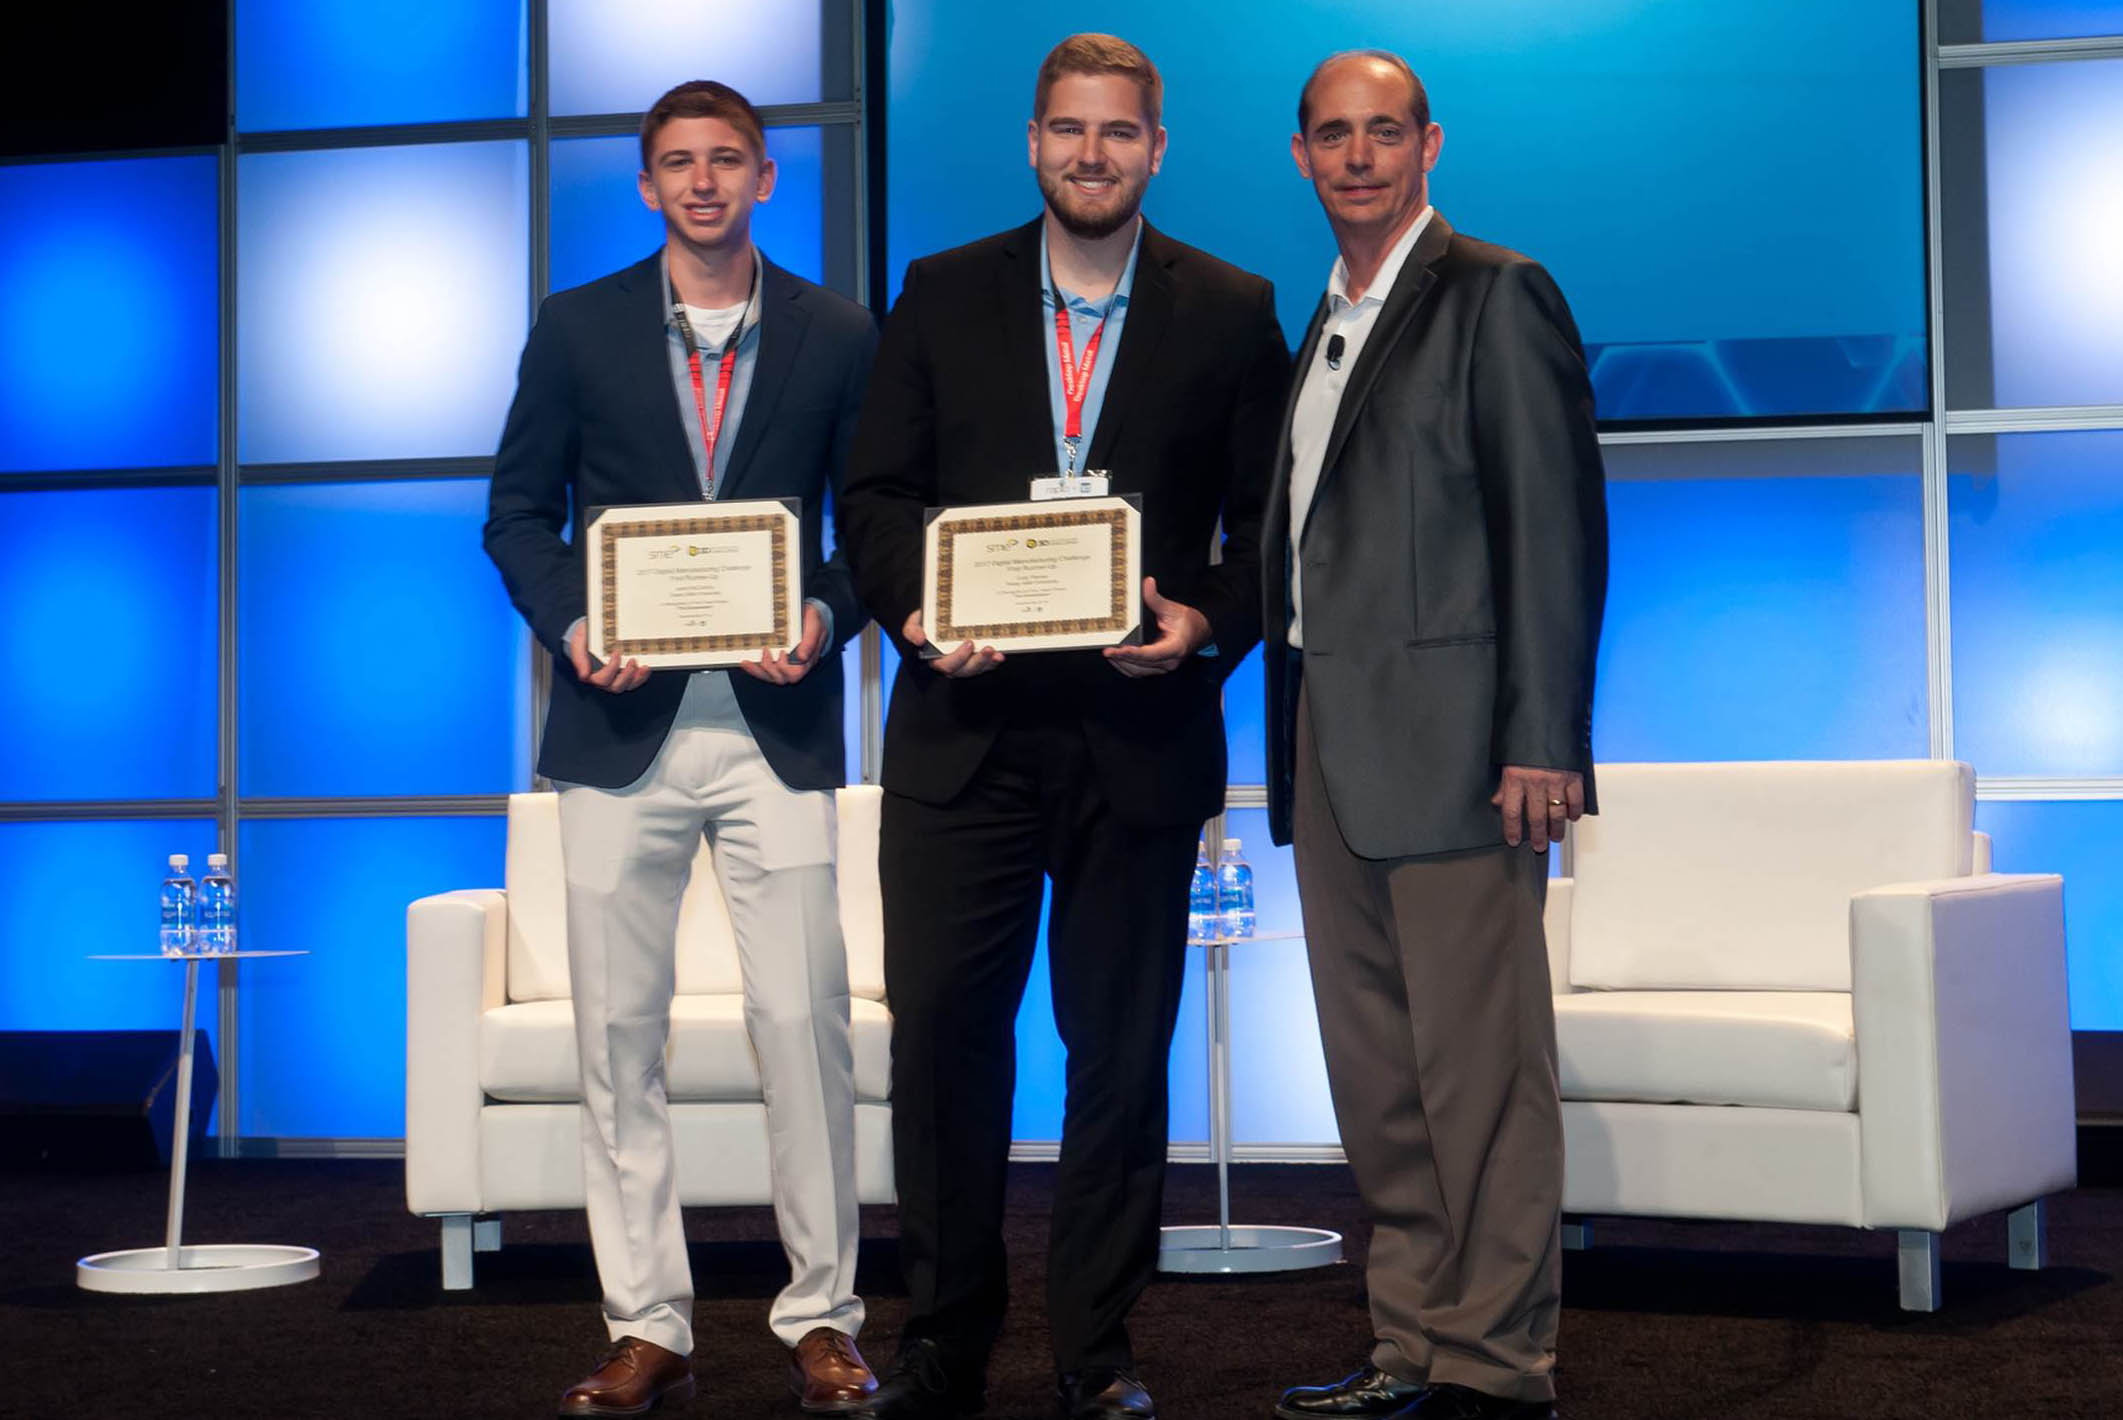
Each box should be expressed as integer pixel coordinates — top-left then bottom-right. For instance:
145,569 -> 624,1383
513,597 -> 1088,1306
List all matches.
1264,52 -> 1606,1420
837,33 -> 1289,1420
484,80 -> 882,1418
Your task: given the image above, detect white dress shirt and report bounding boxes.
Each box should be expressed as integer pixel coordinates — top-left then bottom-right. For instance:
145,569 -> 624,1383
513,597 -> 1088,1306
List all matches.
1286,205 -> 1435,648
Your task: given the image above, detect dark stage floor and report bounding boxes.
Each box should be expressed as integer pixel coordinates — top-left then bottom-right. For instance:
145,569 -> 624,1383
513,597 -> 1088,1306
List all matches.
4,1158 -> 2121,1419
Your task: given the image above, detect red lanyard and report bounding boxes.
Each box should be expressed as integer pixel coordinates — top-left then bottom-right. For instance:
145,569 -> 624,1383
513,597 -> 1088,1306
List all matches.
685,341 -> 739,498
1053,285 -> 1114,474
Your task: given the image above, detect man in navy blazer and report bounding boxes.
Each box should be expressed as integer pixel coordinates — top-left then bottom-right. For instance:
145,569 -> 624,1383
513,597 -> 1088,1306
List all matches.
484,80 -> 880,1418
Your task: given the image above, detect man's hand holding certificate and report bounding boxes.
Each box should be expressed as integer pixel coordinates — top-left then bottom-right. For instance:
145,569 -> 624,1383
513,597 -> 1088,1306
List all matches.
584,500 -> 804,672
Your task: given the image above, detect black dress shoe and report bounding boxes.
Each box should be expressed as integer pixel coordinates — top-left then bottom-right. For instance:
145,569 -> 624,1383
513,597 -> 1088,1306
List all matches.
1402,1383 -> 1555,1419
857,1338 -> 984,1419
1274,1366 -> 1429,1419
1056,1368 -> 1155,1418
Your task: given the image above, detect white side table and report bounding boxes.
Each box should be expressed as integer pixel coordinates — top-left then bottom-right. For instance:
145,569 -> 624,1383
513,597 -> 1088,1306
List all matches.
1158,929 -> 1343,1274
75,950 -> 321,1294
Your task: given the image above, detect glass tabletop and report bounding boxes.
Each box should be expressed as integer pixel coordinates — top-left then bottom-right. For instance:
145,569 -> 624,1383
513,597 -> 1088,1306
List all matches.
89,951 -> 308,960
1188,930 -> 1303,945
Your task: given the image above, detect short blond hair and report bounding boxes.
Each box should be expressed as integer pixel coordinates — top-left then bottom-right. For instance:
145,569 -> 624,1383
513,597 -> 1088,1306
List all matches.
1033,33 -> 1163,127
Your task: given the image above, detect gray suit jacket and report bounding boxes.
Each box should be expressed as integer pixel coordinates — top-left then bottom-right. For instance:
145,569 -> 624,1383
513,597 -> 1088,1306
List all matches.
1262,214 -> 1607,858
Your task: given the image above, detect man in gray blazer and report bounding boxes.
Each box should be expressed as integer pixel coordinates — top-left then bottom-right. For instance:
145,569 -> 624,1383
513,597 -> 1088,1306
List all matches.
1263,52 -> 1607,1420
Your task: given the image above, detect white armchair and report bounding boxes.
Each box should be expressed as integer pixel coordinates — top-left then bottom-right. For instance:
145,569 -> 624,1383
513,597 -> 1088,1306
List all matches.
1548,760 -> 2076,1310
405,784 -> 896,1289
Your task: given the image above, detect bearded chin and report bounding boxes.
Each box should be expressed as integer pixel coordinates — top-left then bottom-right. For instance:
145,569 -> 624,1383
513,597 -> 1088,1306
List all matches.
1041,174 -> 1139,239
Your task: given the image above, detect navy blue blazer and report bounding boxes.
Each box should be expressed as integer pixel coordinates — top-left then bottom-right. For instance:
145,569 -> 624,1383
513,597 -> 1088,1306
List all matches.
484,252 -> 876,791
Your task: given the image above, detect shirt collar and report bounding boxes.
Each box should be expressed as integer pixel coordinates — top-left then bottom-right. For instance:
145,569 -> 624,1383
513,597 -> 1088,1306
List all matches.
661,245 -> 765,337
1326,204 -> 1435,312
1041,216 -> 1145,313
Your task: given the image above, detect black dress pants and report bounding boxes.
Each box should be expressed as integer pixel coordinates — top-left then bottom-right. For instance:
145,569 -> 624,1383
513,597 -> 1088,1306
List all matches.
880,719 -> 1198,1375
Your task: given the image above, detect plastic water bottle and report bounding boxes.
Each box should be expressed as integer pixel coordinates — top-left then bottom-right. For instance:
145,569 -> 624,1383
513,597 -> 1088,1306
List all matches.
1216,838 -> 1255,939
1188,839 -> 1216,941
159,854 -> 197,957
198,853 -> 237,956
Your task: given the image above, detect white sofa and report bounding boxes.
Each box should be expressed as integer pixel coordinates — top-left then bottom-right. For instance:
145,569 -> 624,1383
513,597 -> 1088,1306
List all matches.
405,785 -> 896,1289
1548,760 -> 2077,1309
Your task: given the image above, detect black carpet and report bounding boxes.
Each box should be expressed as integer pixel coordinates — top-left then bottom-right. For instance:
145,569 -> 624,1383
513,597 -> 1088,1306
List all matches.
5,1158 -> 2122,1419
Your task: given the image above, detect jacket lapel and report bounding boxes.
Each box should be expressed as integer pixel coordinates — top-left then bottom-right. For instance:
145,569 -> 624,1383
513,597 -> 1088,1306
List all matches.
1313,212 -> 1455,503
621,253 -> 707,504
1083,223 -> 1174,474
995,219 -> 1061,476
717,256 -> 809,500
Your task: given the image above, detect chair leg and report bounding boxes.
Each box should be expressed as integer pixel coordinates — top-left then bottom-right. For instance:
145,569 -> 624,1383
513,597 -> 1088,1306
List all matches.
441,1214 -> 475,1291
473,1215 -> 503,1254
1561,1217 -> 1594,1251
2008,1199 -> 2047,1271
1897,1229 -> 1941,1312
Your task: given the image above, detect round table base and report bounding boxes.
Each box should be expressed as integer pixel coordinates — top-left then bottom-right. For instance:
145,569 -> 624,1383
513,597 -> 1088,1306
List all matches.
76,1243 -> 320,1294
1157,1223 -> 1343,1274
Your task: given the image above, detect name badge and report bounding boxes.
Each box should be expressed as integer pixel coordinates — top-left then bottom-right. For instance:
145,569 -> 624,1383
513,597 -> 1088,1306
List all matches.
1030,472 -> 1110,501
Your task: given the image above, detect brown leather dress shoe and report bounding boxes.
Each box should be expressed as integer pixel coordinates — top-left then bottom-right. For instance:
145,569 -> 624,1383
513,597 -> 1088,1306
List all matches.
558,1337 -> 695,1417
791,1326 -> 880,1414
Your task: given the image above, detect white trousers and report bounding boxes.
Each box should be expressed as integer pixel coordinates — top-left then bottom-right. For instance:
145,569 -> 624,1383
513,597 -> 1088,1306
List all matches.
557,672 -> 864,1357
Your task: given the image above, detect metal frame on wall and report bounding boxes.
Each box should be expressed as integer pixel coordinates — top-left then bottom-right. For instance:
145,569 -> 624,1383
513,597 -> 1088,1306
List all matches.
6,2 -> 2122,1154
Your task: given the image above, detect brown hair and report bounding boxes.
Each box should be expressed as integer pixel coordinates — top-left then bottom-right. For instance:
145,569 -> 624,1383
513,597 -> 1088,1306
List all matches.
1033,33 -> 1163,127
639,80 -> 767,170
1297,50 -> 1430,135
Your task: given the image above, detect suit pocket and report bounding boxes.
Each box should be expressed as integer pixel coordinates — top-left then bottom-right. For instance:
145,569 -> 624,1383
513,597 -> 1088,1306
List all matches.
1406,632 -> 1496,649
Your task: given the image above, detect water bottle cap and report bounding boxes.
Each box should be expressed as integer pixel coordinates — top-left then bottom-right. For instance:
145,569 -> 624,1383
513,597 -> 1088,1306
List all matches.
208,853 -> 229,867
1222,838 -> 1241,852
168,854 -> 189,868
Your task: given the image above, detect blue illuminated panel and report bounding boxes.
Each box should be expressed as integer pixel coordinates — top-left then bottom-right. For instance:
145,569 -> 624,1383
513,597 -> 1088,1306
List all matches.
548,128 -> 826,296
0,488 -> 218,800
1225,650 -> 1266,787
236,0 -> 527,132
1978,59 -> 2123,409
239,480 -> 532,797
1222,809 -> 1337,1145
1950,431 -> 2123,778
237,143 -> 529,464
0,819 -> 220,1030
0,157 -> 217,473
1597,441 -> 1929,762
1978,1 -> 2123,41
1976,801 -> 2123,1030
548,0 -> 826,115
237,816 -> 507,1138
887,1 -> 1923,421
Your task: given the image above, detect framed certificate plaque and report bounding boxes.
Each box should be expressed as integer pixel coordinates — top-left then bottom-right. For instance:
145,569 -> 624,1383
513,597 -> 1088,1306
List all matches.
584,499 -> 803,669
920,495 -> 1143,655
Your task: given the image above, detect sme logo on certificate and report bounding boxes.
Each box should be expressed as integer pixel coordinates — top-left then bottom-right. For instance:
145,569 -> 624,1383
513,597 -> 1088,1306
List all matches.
921,495 -> 1142,655
584,499 -> 803,669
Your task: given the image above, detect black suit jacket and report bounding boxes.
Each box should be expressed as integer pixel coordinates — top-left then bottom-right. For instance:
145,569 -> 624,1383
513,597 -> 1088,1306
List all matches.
839,220 -> 1290,827
484,252 -> 876,791
1264,215 -> 1608,858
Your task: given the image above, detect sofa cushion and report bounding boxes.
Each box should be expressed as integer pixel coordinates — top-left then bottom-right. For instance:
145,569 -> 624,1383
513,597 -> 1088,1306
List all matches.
1569,761 -> 1975,992
480,994 -> 892,1104
1555,990 -> 1856,1112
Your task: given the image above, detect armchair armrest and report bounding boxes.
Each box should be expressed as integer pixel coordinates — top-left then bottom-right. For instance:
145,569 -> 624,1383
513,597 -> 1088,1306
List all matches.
1851,873 -> 2075,1230
1544,876 -> 1575,994
405,888 -> 506,1216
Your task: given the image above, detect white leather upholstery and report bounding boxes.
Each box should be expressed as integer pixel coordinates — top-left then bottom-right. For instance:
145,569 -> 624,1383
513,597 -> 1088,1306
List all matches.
1570,760 -> 1974,991
480,995 -> 894,1104
1555,991 -> 1855,1111
1552,760 -> 2076,1260
407,784 -> 896,1230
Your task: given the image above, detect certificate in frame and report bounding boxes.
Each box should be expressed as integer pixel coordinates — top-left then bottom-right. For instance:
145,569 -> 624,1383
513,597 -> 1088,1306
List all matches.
584,499 -> 803,669
920,495 -> 1143,655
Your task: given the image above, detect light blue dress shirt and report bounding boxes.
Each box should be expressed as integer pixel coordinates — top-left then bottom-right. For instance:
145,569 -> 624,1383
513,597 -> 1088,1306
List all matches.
1040,219 -> 1143,476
